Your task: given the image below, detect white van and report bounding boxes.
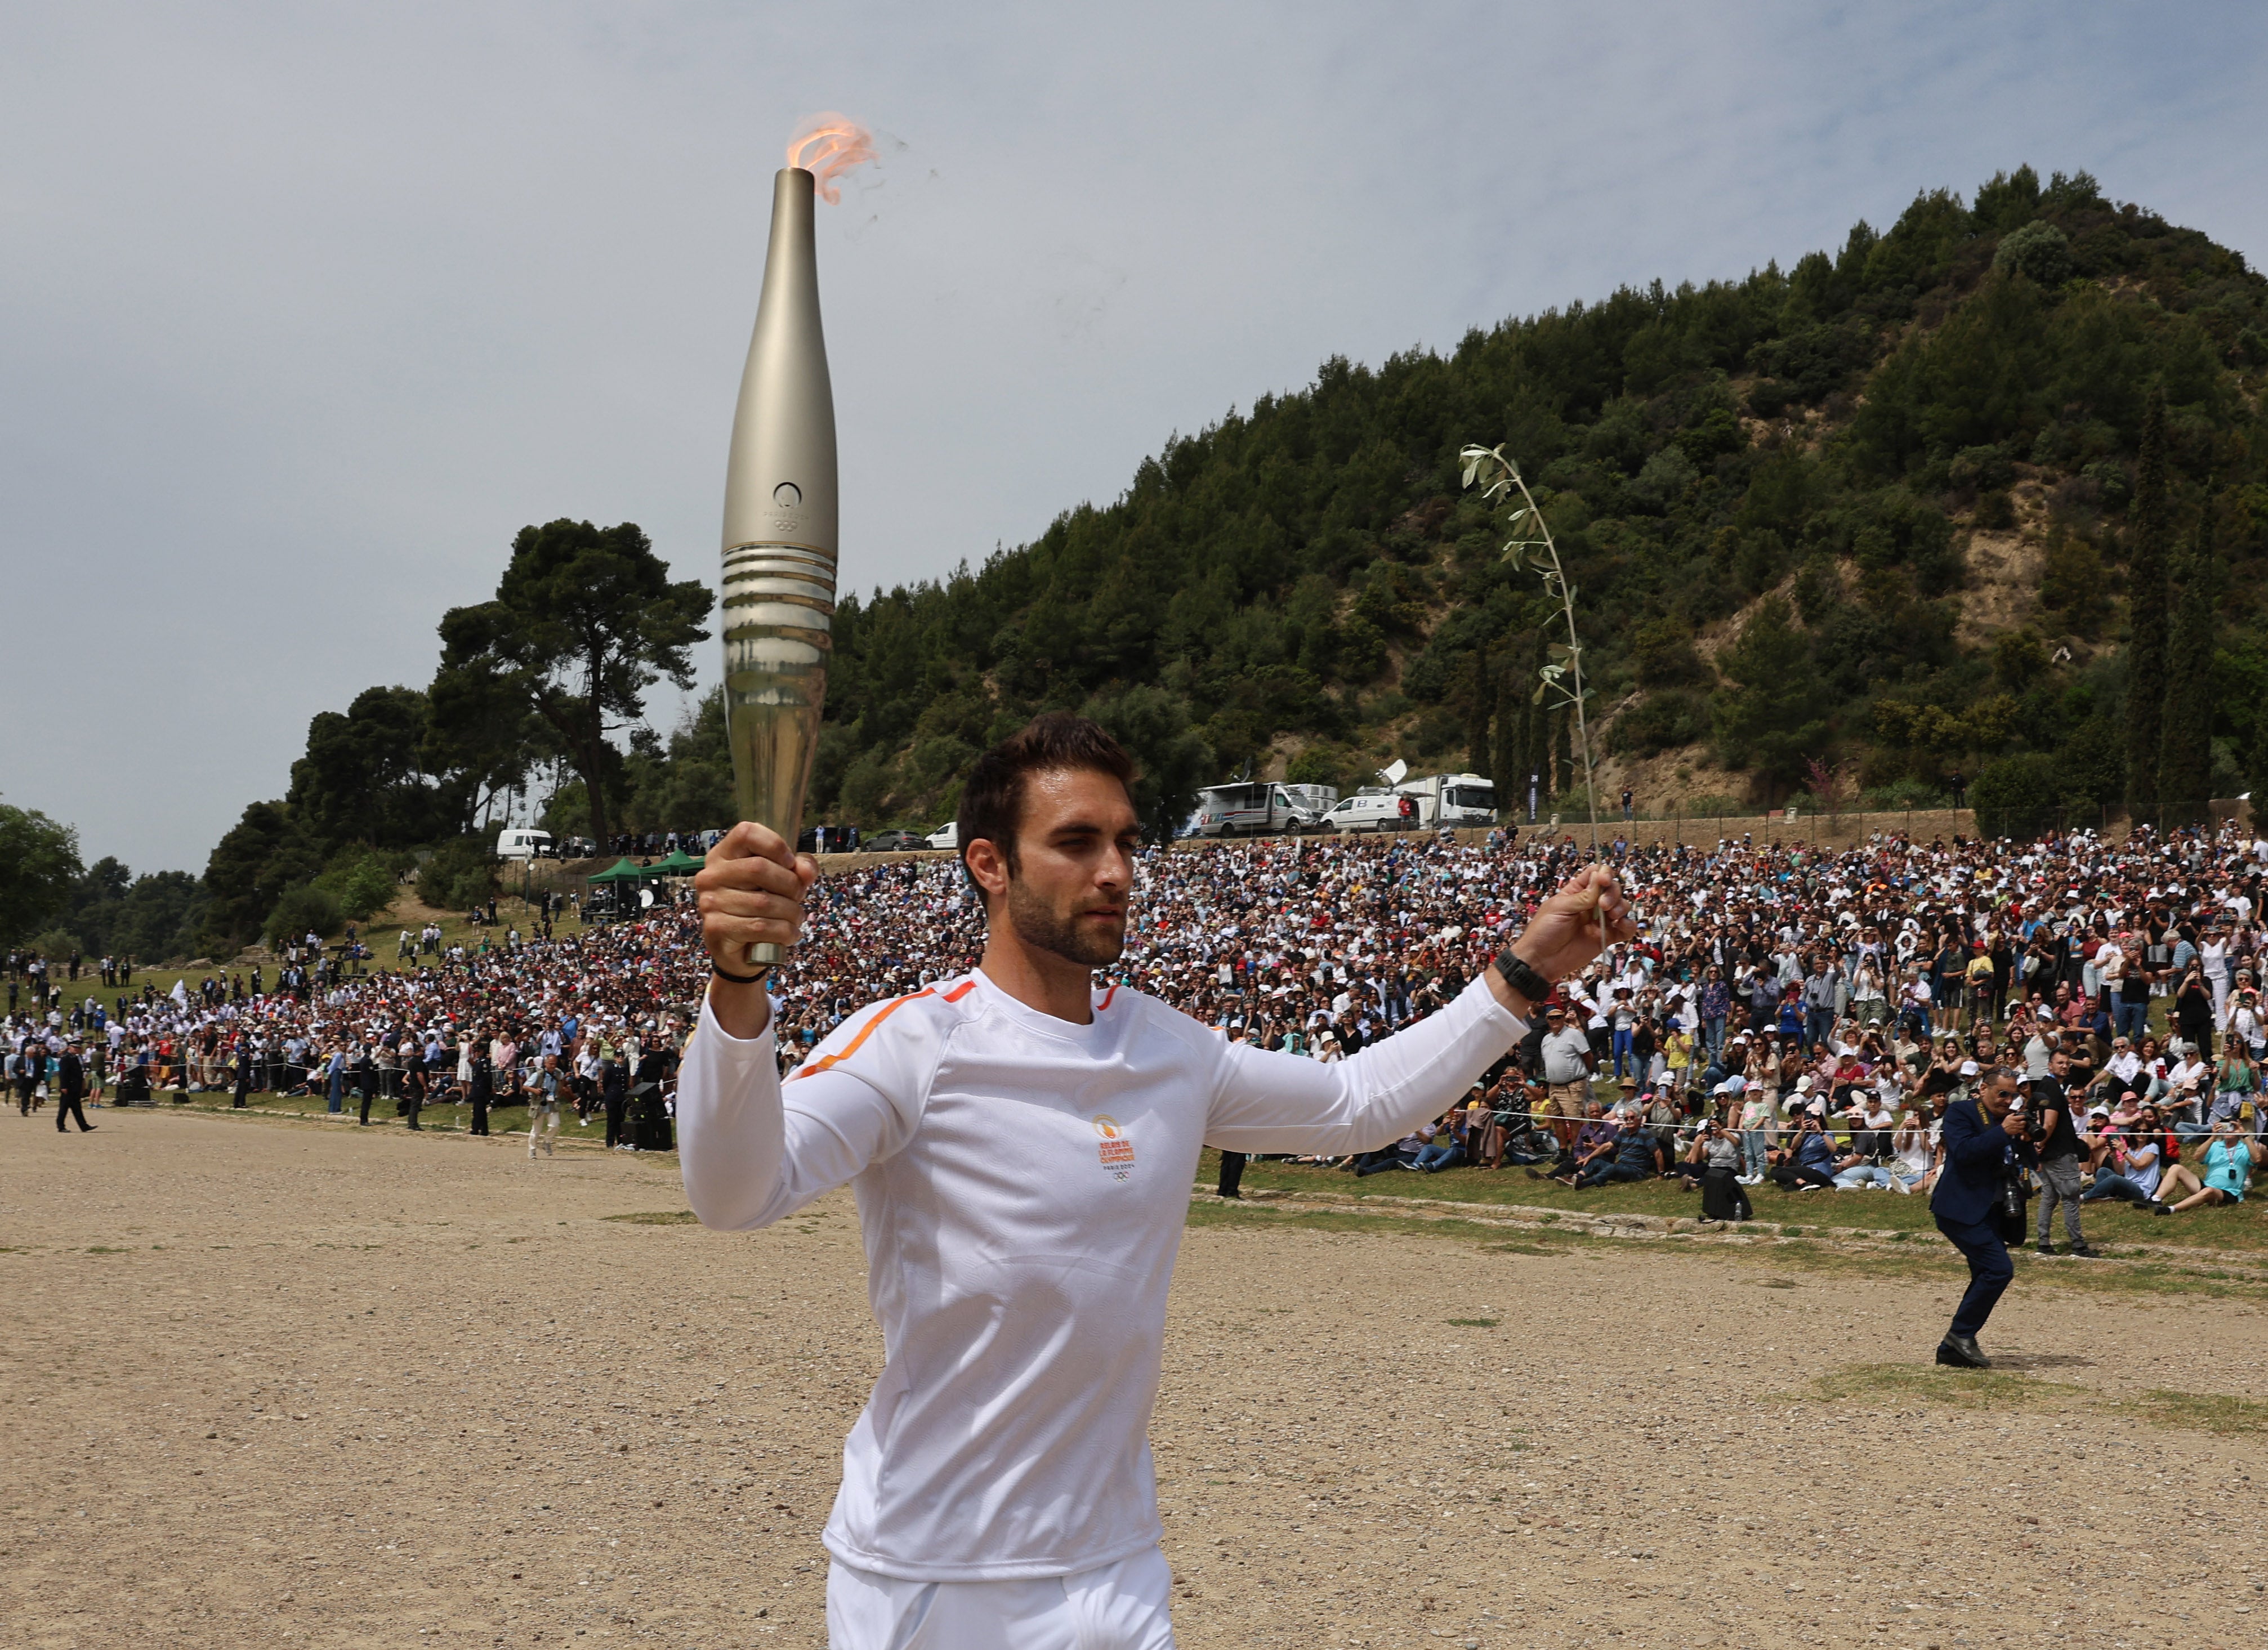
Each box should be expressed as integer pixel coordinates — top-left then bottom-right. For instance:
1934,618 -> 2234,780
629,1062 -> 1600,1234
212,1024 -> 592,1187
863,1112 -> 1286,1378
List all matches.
1320,790 -> 1409,834
497,828 -> 553,861
1189,782 -> 1325,838
925,821 -> 960,851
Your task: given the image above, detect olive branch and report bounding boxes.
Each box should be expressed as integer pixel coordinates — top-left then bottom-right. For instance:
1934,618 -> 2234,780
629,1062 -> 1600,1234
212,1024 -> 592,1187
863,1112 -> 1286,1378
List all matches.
1460,442 -> 1609,947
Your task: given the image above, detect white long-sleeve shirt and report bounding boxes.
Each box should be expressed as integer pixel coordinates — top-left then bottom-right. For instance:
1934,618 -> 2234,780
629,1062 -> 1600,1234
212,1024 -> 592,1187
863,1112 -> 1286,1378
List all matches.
677,965 -> 1524,1582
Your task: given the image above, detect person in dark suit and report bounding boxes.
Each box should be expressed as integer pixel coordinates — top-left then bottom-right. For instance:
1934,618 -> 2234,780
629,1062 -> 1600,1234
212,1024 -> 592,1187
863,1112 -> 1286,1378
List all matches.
233,1041 -> 253,1108
56,1044 -> 95,1133
467,1050 -> 493,1137
1929,1065 -> 2033,1367
600,1049 -> 629,1149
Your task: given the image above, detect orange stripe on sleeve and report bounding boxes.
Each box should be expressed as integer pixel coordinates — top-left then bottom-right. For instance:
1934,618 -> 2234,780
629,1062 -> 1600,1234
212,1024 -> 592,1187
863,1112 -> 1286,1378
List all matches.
789,988 -> 934,1081
943,980 -> 976,1003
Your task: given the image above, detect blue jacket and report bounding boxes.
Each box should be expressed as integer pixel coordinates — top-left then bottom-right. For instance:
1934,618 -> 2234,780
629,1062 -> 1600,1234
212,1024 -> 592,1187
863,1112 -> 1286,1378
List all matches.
1929,1098 -> 2024,1226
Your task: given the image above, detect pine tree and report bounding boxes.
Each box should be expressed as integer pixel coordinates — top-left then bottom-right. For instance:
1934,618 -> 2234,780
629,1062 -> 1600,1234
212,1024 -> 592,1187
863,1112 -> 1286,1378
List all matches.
2157,511 -> 2217,825
1458,648 -> 1493,778
1490,641 -> 1526,806
2124,386 -> 2170,818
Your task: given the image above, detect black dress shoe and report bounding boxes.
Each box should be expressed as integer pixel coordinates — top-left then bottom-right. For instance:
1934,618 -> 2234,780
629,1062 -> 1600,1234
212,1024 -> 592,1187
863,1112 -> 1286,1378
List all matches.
2068,1241 -> 2100,1258
1936,1334 -> 1991,1369
2035,1242 -> 2056,1256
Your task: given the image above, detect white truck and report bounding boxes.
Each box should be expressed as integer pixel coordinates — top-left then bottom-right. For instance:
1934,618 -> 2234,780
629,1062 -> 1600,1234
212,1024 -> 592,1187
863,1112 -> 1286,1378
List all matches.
1393,772 -> 1499,829
1188,781 -> 1328,839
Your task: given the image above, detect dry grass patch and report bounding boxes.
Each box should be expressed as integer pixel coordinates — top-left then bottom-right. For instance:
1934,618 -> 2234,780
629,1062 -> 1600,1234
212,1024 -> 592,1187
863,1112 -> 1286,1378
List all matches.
1797,1363 -> 2268,1437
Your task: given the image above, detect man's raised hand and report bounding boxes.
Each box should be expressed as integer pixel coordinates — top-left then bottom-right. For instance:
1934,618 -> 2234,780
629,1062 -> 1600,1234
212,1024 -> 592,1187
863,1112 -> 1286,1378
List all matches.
694,822 -> 818,1040
1511,864 -> 1639,983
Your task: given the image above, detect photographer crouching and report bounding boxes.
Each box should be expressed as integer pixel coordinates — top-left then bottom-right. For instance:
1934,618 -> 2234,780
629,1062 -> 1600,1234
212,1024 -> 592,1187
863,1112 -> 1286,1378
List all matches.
1930,1065 -> 2037,1368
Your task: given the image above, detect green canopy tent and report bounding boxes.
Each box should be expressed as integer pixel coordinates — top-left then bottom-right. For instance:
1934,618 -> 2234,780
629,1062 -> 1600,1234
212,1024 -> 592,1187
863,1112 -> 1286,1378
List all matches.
649,848 -> 704,877
586,858 -> 650,883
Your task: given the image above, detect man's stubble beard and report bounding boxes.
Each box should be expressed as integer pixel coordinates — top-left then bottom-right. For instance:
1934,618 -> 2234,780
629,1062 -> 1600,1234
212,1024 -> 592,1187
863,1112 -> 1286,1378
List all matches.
1004,877 -> 1127,968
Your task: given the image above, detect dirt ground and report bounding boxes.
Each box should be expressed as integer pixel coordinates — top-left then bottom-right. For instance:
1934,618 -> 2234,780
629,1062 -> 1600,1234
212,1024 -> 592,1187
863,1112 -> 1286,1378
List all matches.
6,1110 -> 2267,1650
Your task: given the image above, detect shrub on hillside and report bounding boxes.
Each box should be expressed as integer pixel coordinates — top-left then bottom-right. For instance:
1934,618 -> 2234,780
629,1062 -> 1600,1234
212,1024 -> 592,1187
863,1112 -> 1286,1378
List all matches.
418,835 -> 497,911
30,927 -> 87,964
264,884 -> 342,949
1970,752 -> 2062,838
1993,220 -> 2073,287
311,851 -> 399,923
1610,690 -> 1709,757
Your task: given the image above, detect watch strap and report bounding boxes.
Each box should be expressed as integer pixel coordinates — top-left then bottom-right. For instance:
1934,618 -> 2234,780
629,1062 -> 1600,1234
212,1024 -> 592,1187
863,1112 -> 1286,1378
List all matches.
1494,949 -> 1551,1008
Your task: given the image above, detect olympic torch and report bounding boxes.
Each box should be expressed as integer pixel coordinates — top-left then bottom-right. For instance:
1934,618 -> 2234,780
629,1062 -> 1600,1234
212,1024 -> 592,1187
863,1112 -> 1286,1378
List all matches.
719,119 -> 872,968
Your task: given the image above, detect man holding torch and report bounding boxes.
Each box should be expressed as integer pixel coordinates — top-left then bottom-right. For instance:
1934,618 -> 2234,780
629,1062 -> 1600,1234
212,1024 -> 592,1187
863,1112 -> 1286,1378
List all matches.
680,712 -> 1635,1648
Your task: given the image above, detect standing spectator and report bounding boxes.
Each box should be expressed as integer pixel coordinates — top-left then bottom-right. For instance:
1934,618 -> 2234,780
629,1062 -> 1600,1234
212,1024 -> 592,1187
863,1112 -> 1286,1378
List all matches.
1537,1005 -> 1594,1146
55,1042 -> 93,1134
2028,1063 -> 2094,1257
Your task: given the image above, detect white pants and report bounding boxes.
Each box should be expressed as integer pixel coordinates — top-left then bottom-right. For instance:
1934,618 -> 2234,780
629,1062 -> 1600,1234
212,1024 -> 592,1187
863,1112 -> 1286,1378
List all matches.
825,1545 -> 1176,1649
528,1103 -> 557,1155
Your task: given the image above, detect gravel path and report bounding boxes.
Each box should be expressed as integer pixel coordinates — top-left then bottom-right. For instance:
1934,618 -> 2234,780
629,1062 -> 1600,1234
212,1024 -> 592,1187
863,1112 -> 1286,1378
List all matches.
5,1108 -> 2265,1649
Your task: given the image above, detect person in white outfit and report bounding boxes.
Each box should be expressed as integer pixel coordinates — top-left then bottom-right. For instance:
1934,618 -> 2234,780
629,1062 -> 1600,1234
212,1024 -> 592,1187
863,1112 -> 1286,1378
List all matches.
677,713 -> 1633,1650
526,1055 -> 561,1157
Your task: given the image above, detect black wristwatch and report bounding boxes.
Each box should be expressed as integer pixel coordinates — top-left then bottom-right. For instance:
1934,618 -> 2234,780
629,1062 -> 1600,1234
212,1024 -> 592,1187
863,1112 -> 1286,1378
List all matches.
1493,949 -> 1552,1010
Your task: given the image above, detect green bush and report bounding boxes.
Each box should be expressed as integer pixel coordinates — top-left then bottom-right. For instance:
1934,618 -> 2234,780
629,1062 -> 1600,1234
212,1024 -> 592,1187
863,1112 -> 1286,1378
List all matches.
312,851 -> 400,923
1993,220 -> 2072,287
264,885 -> 342,949
1609,690 -> 1709,757
1970,752 -> 2062,838
418,835 -> 498,911
29,927 -> 87,964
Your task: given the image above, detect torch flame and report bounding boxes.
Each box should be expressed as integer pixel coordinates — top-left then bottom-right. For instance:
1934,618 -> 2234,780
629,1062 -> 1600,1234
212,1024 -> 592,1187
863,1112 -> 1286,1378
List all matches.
785,113 -> 877,204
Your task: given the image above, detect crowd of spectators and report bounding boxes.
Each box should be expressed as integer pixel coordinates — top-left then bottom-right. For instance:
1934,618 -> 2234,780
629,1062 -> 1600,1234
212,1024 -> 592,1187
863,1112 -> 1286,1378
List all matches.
10,816 -> 2267,1227
766,817 -> 2268,1228
5,905 -> 697,1154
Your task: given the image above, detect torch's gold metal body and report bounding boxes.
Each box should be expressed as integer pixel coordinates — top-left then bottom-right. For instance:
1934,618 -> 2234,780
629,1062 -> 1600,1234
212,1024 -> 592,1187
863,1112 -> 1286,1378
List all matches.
721,168 -> 837,966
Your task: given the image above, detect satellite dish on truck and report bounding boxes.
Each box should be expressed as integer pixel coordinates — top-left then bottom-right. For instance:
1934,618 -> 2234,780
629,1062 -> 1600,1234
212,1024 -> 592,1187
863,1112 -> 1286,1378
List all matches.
1379,759 -> 1408,786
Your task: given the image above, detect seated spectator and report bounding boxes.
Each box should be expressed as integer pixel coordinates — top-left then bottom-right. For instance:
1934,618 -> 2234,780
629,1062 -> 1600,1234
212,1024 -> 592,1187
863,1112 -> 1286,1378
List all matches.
1535,1099 -> 1615,1182
1676,1117 -> 1752,1221
1351,1123 -> 1427,1177
2081,1123 -> 2168,1214
1769,1111 -> 1839,1190
2159,1119 -> 2255,1211
1644,1086 -> 1682,1158
1888,1110 -> 1936,1195
1412,1112 -> 1466,1174
1575,1110 -> 1662,1187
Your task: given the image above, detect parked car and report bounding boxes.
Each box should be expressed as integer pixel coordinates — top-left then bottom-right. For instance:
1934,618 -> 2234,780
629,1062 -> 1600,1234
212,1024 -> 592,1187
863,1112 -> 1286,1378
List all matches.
924,821 -> 961,851
861,829 -> 928,852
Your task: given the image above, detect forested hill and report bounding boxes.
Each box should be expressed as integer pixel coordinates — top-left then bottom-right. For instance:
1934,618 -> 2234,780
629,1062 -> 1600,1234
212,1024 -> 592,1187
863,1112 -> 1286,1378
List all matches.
99,163 -> 2267,963
797,164 -> 2267,837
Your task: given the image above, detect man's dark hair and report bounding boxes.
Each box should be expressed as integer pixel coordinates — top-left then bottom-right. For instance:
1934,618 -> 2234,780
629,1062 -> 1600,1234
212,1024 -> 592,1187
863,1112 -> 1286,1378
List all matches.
956,712 -> 1137,894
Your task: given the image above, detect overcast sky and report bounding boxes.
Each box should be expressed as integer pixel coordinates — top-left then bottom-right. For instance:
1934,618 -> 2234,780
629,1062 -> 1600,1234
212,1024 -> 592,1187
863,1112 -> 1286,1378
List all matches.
6,2 -> 2263,874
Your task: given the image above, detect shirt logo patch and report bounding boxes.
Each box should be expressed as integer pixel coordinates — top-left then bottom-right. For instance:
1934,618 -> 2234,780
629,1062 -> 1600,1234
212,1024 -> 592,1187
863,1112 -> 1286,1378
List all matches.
1094,1115 -> 1135,1170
